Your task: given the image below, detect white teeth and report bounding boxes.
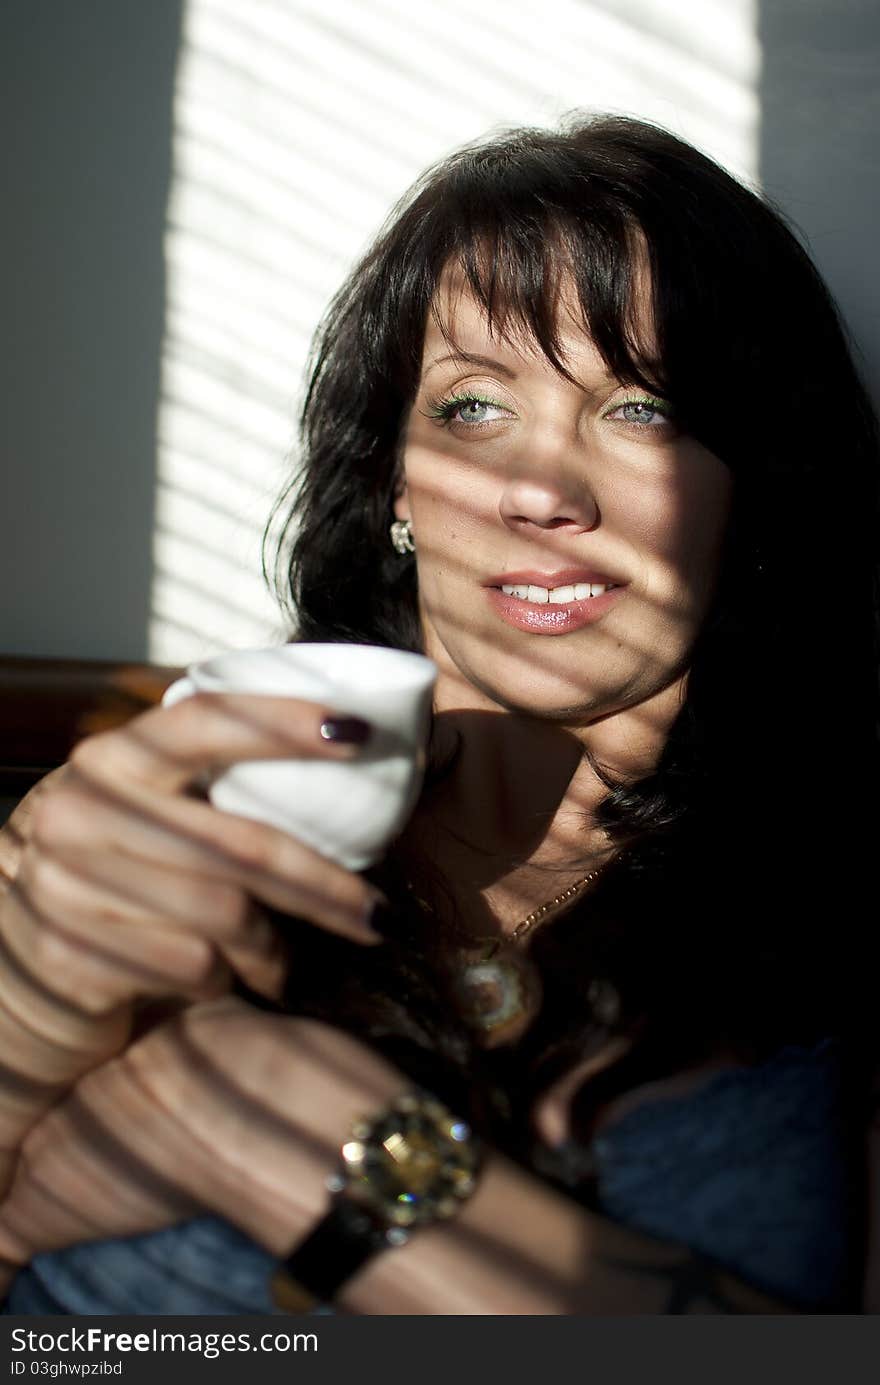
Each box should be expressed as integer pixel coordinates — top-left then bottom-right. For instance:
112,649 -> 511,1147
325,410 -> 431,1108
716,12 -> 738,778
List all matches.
501,582 -> 615,603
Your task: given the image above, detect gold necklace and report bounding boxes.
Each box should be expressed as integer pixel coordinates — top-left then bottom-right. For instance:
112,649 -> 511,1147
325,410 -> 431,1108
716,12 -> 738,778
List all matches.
509,865 -> 606,941
442,859 -> 610,950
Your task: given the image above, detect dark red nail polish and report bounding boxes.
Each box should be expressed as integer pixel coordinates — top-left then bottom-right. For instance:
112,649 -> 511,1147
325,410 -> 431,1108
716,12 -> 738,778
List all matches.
319,716 -> 371,745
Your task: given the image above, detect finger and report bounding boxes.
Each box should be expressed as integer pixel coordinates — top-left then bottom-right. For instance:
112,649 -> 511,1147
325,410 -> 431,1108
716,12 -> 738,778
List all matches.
2,880 -> 233,1017
18,846 -> 289,1004
33,778 -> 384,946
68,694 -> 373,797
0,905 -> 133,1056
218,937 -> 288,1003
38,847 -> 281,950
17,852 -> 229,978
32,855 -> 293,1003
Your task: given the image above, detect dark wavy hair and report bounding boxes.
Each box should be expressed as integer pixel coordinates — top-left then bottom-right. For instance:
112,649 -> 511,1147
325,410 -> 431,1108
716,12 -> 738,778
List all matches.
266,115 -> 880,1303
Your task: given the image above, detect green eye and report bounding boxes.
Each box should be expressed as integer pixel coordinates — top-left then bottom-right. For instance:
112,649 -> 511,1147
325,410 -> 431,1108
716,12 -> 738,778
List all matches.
427,393 -> 512,426
454,399 -> 496,424
608,396 -> 673,427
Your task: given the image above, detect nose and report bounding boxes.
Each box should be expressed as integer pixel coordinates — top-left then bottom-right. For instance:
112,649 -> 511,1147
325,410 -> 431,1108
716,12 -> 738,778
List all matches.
497,443 -> 599,535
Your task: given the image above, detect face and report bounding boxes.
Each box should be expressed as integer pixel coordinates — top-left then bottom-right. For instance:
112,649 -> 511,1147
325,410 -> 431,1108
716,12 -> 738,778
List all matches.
395,270 -> 733,729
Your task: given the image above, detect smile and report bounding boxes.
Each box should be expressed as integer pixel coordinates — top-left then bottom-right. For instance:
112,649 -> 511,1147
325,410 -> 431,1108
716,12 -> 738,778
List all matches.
485,579 -> 624,635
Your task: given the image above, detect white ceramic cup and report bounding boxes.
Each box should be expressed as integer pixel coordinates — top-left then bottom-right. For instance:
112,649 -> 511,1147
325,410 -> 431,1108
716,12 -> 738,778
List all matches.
162,643 -> 437,871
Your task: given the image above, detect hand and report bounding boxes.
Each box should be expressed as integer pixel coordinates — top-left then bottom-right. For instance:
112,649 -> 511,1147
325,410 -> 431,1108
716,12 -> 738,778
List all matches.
0,997 -> 404,1280
0,694 -> 385,1124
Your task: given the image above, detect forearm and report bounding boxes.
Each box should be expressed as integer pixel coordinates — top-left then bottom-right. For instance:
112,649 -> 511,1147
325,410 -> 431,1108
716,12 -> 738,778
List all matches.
0,989 -> 132,1202
342,1152 -> 794,1315
0,999 -> 798,1315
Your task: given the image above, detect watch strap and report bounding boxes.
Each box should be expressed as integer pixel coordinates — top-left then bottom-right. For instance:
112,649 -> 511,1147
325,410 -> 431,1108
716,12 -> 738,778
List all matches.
271,1199 -> 391,1313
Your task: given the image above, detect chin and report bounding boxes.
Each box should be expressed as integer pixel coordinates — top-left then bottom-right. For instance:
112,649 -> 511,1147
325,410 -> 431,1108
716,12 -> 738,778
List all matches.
426,620 -> 659,724
462,664 -> 618,723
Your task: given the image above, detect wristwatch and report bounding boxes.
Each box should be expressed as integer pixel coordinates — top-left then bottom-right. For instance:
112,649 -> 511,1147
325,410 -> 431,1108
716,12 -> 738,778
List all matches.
271,1090 -> 482,1312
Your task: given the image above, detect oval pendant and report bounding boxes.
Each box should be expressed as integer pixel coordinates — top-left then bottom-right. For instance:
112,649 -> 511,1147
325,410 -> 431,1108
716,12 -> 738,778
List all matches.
448,946 -> 542,1048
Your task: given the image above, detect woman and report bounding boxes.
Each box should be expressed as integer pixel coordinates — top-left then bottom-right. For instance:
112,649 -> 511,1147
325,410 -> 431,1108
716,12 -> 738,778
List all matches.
0,115 -> 877,1314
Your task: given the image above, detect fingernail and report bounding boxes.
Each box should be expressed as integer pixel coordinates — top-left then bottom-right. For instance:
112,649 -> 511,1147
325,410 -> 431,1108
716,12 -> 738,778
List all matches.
319,716 -> 371,745
365,896 -> 394,939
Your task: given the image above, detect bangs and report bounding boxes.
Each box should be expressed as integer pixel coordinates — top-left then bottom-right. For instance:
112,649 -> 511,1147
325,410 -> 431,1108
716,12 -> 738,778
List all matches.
387,145 -> 670,402
444,219 -> 665,398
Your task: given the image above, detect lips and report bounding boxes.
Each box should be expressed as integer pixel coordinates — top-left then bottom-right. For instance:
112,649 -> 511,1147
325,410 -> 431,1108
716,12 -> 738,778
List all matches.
485,577 -> 624,635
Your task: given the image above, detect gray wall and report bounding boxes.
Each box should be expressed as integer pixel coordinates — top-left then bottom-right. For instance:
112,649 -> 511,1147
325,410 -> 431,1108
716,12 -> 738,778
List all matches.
760,0 -> 880,400
1,0 -> 181,660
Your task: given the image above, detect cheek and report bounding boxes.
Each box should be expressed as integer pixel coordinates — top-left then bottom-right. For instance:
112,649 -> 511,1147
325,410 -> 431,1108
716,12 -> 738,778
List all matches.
401,444 -> 487,601
622,455 -> 732,584
404,442 -> 493,529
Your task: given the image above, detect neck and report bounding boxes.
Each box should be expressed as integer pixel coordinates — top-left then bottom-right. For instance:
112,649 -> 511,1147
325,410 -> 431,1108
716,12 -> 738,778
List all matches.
401,653 -> 685,934
426,653 -> 683,850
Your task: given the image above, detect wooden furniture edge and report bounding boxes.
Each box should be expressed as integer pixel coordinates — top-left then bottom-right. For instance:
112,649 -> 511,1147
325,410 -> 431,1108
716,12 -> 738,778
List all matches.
0,655 -> 183,793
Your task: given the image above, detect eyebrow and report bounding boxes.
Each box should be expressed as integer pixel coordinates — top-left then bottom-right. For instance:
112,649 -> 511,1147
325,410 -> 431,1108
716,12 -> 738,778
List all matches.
422,351 -> 518,382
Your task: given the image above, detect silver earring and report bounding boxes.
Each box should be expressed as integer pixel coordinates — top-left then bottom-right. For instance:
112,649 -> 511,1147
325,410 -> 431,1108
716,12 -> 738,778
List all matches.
390,519 -> 415,554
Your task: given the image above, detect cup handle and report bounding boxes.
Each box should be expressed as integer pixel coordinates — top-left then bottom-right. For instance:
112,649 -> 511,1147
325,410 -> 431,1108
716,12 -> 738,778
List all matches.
162,675 -> 197,708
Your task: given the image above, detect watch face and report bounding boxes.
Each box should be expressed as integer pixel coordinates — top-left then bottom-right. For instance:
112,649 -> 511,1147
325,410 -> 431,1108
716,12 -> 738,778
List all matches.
339,1094 -> 481,1227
